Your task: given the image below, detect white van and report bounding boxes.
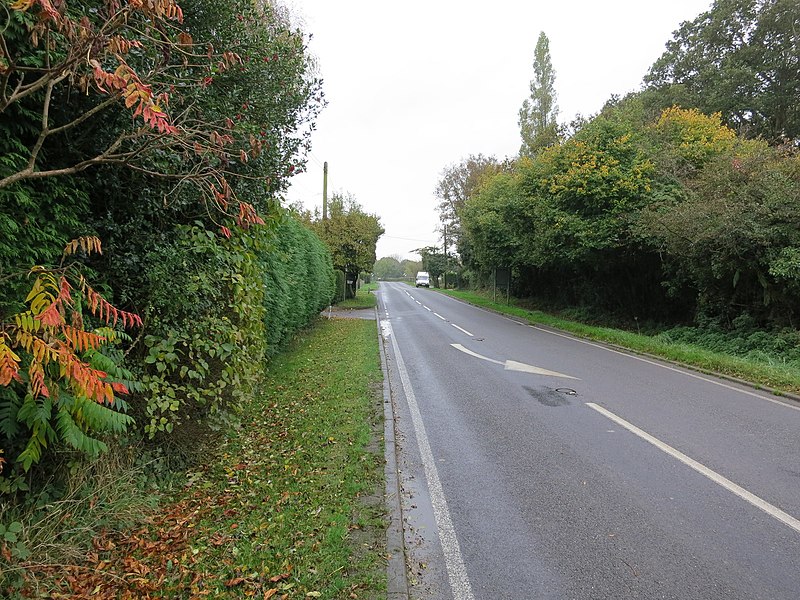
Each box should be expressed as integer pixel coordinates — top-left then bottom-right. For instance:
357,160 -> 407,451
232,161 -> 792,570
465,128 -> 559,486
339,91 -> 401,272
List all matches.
415,271 -> 430,288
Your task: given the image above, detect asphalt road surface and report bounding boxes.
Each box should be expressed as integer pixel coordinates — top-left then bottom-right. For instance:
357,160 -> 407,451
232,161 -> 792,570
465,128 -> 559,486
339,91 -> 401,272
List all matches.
377,282 -> 800,600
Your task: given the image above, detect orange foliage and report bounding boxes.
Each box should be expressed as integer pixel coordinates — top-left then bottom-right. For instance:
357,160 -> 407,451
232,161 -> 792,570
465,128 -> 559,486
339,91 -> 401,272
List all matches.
4,1 -> 271,236
9,0 -> 185,135
63,236 -> 103,257
0,238 -> 142,407
91,60 -> 178,135
0,340 -> 22,386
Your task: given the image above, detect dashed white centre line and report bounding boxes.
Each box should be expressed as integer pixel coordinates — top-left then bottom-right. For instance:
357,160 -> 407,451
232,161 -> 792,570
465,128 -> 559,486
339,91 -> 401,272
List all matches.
433,313 -> 446,321
424,306 -> 432,311
586,402 -> 800,535
451,323 -> 474,337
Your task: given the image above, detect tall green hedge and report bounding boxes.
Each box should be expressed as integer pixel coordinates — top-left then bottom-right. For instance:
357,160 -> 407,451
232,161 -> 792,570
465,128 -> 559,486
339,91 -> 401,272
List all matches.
333,270 -> 346,304
132,211 -> 334,441
261,215 -> 335,358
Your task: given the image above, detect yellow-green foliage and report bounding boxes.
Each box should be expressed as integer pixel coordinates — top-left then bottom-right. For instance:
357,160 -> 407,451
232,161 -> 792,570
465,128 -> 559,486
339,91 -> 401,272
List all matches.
652,106 -> 737,168
458,96 -> 800,325
535,133 -> 654,215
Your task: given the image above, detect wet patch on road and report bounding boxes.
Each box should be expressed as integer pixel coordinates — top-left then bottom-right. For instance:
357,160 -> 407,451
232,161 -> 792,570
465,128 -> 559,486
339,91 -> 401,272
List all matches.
523,386 -> 573,407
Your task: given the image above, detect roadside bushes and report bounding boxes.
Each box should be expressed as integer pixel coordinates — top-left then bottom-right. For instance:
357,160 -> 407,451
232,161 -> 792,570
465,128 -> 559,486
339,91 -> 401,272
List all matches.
261,214 -> 335,358
458,100 -> 800,328
1,0 -> 327,479
135,212 -> 334,442
656,321 -> 800,369
333,270 -> 346,304
0,209 -> 334,481
0,208 -> 335,590
635,139 -> 800,326
0,0 -> 333,585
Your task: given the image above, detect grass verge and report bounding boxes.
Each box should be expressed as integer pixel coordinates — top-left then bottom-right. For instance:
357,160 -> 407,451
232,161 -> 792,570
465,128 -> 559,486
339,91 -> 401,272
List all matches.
11,318 -> 387,599
439,288 -> 800,396
337,284 -> 378,309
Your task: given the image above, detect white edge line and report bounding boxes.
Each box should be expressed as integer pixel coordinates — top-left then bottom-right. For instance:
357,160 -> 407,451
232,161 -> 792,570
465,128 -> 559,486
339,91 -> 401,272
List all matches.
586,402 -> 800,535
532,326 -> 800,412
451,323 -> 474,337
389,327 -> 475,599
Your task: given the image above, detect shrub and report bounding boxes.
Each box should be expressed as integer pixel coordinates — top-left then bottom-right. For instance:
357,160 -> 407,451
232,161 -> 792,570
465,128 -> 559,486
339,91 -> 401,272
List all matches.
135,213 -> 334,440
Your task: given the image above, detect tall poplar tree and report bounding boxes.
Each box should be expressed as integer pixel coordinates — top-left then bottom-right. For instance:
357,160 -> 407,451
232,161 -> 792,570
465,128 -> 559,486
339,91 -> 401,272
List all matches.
519,31 -> 560,157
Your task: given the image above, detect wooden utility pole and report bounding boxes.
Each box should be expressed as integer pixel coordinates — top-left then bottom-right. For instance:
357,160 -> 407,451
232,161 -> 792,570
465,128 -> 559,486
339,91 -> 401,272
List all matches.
322,161 -> 328,220
443,224 -> 448,290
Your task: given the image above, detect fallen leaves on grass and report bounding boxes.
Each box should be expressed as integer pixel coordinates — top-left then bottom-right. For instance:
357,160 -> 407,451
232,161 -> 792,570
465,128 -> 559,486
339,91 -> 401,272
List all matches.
15,320 -> 386,599
29,494 -> 213,598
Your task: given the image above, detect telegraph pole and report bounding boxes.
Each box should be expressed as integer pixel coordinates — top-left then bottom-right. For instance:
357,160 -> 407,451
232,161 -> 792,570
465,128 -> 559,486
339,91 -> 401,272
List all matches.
322,161 -> 328,220
443,224 -> 448,290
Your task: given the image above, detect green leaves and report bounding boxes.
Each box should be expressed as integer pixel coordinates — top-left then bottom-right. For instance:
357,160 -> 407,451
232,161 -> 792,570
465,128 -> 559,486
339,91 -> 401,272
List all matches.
0,521 -> 22,543
305,194 -> 382,300
135,214 -> 334,440
644,0 -> 800,142
635,141 -> 800,321
0,521 -> 29,560
457,88 -> 800,325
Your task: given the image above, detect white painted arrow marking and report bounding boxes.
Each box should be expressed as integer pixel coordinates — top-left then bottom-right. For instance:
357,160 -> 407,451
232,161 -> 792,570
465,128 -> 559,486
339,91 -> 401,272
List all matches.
504,360 -> 579,379
451,344 -> 503,365
451,344 -> 579,380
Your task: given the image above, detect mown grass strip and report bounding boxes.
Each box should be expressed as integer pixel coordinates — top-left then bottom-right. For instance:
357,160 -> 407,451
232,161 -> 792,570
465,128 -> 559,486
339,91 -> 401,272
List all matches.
337,283 -> 378,309
25,318 -> 387,599
186,317 -> 387,598
439,288 -> 800,396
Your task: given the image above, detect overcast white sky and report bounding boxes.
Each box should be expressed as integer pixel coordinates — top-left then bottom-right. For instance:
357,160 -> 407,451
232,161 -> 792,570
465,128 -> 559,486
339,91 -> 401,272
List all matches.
284,0 -> 713,261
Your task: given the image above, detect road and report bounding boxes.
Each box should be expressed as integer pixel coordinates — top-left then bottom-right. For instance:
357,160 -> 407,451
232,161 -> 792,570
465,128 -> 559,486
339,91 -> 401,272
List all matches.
377,282 -> 800,599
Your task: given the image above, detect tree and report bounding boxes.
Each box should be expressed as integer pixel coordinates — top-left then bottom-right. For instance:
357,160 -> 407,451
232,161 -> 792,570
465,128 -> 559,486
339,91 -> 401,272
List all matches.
648,106 -> 739,182
634,109 -> 800,324
373,256 -> 405,280
460,170 -> 523,276
308,193 -> 384,299
401,259 -> 423,279
518,31 -> 560,157
414,246 -> 448,287
636,143 -> 800,322
644,0 -> 800,142
461,99 -> 662,308
1,0 -> 325,475
434,154 -> 507,262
